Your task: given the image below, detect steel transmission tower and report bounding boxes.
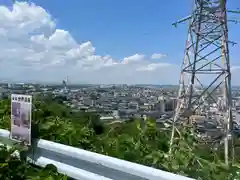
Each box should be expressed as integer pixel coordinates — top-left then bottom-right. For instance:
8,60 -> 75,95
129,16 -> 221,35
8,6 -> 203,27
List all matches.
170,0 -> 239,165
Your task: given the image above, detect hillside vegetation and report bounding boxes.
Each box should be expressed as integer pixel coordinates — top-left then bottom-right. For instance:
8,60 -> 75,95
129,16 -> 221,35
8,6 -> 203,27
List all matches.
0,145 -> 67,180
0,96 -> 240,180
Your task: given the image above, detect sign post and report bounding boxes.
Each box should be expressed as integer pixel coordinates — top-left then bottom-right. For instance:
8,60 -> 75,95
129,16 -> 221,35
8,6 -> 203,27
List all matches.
10,94 -> 32,146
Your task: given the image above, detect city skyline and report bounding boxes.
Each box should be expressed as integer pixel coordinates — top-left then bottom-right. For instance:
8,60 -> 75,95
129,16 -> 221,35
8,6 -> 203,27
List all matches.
0,1 -> 239,84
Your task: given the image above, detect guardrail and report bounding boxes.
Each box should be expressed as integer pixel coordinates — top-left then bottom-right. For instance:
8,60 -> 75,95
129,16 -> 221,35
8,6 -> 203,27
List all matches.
0,129 -> 195,180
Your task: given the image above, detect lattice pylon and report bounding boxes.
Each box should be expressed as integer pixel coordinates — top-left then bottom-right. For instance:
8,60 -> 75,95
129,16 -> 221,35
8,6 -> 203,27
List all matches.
169,0 -> 233,165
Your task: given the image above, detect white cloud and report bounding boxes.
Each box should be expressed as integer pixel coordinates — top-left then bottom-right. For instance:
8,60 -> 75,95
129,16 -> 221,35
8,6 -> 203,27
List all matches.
151,53 -> 167,60
0,2 -> 239,85
0,2 -> 179,84
231,66 -> 240,72
122,54 -> 145,64
137,63 -> 172,72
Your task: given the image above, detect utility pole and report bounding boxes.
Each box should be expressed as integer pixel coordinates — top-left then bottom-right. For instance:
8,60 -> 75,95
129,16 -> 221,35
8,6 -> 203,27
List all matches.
170,0 -> 239,166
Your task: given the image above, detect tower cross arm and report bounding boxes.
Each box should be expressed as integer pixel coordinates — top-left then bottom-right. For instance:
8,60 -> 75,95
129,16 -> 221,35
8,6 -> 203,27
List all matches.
172,15 -> 192,27
227,9 -> 240,14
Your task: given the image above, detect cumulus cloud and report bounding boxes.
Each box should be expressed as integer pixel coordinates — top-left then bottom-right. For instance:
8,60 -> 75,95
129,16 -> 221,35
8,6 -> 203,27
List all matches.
231,66 -> 240,72
137,63 -> 172,72
151,53 -> 167,60
0,2 -> 238,85
0,2 -> 180,84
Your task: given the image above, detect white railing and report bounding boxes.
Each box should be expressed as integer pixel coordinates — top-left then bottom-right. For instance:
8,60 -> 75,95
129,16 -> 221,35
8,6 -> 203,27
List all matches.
0,129 -> 195,180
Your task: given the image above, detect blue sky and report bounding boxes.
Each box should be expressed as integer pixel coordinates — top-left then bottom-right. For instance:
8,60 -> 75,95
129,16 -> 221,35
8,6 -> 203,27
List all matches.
2,0 -> 239,65
0,0 -> 239,84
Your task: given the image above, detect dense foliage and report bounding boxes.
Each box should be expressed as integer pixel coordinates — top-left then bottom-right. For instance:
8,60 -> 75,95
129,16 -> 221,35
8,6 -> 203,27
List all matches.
0,96 -> 240,179
0,145 -> 67,180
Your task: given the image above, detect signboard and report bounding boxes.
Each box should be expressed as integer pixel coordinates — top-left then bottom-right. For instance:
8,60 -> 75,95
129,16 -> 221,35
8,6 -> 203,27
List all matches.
10,94 -> 32,146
